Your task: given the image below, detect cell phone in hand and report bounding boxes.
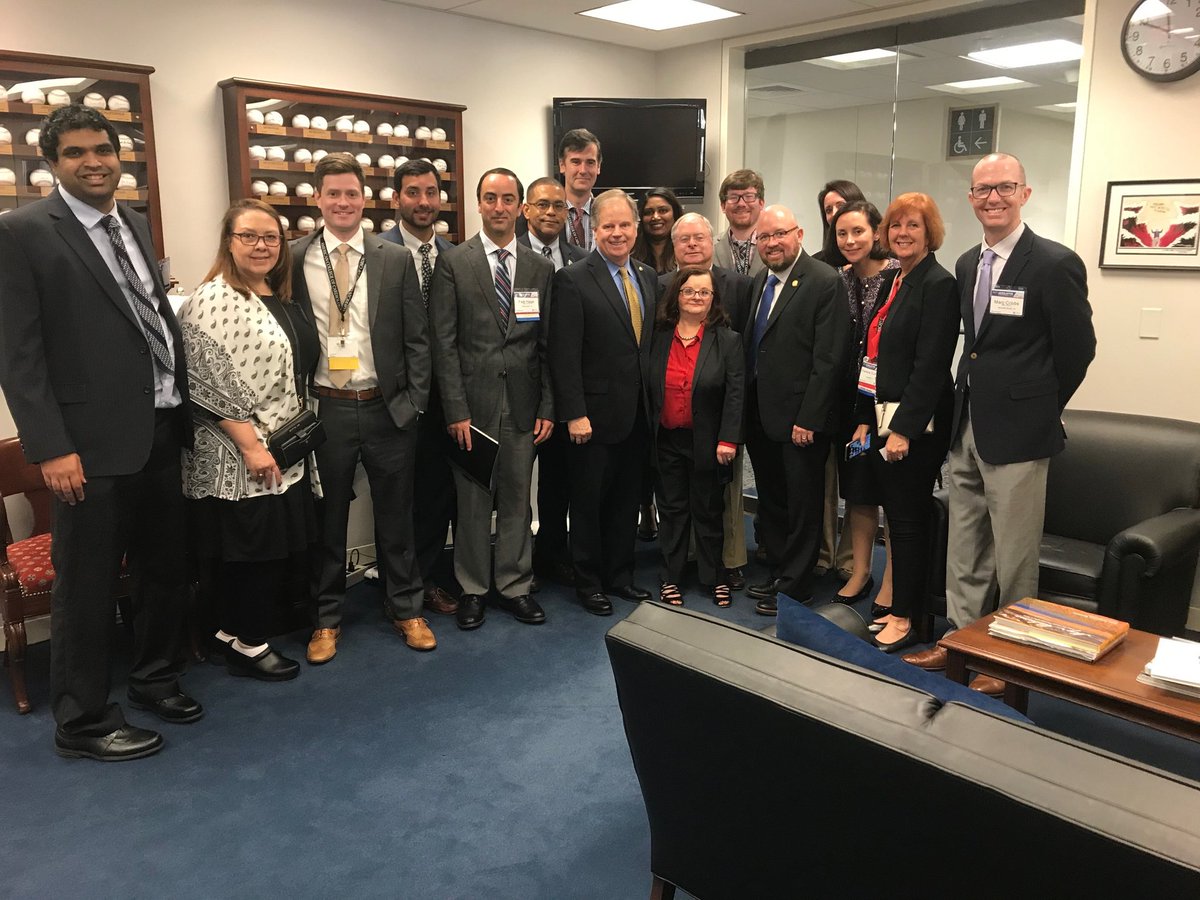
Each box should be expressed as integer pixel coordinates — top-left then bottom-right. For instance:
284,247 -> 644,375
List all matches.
845,433 -> 871,461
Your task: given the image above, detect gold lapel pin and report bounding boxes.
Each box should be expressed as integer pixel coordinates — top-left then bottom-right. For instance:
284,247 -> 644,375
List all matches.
791,280 -> 799,287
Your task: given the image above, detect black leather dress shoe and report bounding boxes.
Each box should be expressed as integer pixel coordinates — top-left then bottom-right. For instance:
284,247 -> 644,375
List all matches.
578,592 -> 613,616
746,577 -> 783,599
127,689 -> 204,724
755,595 -> 778,616
727,567 -> 746,591
833,574 -> 875,605
457,594 -> 486,630
226,647 -> 300,681
609,584 -> 651,602
55,725 -> 163,761
496,594 -> 546,624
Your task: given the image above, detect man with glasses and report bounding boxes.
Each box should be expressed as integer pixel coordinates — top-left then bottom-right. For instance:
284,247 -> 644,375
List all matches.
903,153 -> 1096,690
741,206 -> 849,615
714,169 -> 766,278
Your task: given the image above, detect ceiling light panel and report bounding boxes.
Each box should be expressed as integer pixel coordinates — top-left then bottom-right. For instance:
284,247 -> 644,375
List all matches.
965,39 -> 1083,69
579,0 -> 739,31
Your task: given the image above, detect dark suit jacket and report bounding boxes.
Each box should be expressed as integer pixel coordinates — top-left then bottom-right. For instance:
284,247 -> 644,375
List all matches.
645,324 -> 744,472
744,250 -> 850,441
853,252 -> 958,439
290,229 -> 430,428
952,226 -> 1096,465
378,225 -> 453,255
657,265 -> 754,333
429,235 -> 555,433
517,232 -> 586,268
549,250 -> 658,442
0,189 -> 191,474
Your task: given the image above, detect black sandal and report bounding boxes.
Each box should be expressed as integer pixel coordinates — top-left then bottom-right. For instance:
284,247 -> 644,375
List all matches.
711,584 -> 732,608
660,583 -> 683,606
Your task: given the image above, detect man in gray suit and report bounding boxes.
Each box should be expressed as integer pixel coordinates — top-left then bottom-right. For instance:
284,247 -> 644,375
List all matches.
430,168 -> 555,630
290,154 -> 433,661
713,169 -> 766,278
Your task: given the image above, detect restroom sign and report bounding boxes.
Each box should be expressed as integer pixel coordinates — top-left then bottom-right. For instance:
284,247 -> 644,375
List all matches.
947,105 -> 998,160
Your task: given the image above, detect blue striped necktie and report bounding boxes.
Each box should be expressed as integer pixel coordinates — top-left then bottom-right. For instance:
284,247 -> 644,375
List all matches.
495,247 -> 512,330
100,214 -> 173,377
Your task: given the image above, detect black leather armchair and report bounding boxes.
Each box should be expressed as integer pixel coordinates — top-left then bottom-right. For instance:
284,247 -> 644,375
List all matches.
928,410 -> 1200,636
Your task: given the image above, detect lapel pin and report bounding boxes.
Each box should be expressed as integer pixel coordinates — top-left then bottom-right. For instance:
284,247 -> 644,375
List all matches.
791,280 -> 799,287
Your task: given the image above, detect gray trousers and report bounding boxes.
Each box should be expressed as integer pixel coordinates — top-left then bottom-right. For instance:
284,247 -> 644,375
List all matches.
945,417 -> 1048,630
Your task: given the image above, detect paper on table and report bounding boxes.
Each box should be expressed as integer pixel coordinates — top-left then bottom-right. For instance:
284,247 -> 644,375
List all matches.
1145,637 -> 1200,688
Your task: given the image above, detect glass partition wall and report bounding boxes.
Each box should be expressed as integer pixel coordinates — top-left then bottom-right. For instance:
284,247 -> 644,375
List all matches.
744,0 -> 1084,262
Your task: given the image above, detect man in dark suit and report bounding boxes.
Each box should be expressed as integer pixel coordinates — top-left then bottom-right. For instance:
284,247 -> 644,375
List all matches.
549,189 -> 658,614
379,159 -> 458,618
742,205 -> 850,614
430,169 -> 555,630
0,105 -> 198,761
291,154 -> 432,662
904,153 -> 1096,684
657,212 -> 754,590
518,177 -> 585,587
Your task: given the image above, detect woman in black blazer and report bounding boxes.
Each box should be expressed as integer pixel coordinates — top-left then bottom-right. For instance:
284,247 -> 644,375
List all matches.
851,193 -> 959,652
646,265 -> 745,606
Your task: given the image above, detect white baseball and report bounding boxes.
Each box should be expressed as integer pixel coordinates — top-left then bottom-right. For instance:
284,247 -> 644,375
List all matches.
295,182 -> 315,198
47,89 -> 71,106
279,215 -> 290,231
377,154 -> 395,169
83,92 -> 106,109
251,180 -> 269,196
362,218 -> 375,232
297,215 -> 315,232
433,158 -> 447,172
376,123 -> 393,137
29,168 -> 55,187
268,181 -> 288,196
264,111 -> 284,126
312,149 -> 328,163
118,173 -> 137,190
246,109 -> 265,125
394,124 -> 409,138
381,218 -> 397,232
379,186 -> 395,202
311,115 -> 328,130
415,126 -> 432,141
353,119 -> 370,134
292,114 -> 311,128
0,126 -> 11,145
266,146 -> 286,161
334,118 -> 353,133
434,220 -> 450,234
21,87 -> 46,105
430,127 -> 446,141
249,145 -> 267,160
354,152 -> 371,167
440,190 -> 448,203
118,134 -> 134,151
293,148 -> 312,164
0,167 -> 16,185
108,94 -> 131,112
25,128 -> 40,146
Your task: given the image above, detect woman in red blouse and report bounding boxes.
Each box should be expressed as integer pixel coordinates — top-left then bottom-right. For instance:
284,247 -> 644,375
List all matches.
645,266 -> 745,606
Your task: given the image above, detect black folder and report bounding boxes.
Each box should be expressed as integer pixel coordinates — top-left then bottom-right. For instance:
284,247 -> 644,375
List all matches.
445,425 -> 500,490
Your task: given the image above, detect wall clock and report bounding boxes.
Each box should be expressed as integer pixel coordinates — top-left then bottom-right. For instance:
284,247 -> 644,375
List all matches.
1122,0 -> 1200,82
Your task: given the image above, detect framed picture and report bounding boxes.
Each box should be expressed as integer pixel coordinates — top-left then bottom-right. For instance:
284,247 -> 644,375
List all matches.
1100,179 -> 1200,270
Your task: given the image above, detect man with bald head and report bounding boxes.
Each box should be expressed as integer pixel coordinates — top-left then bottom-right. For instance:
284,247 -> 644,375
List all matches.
903,153 -> 1095,686
741,205 -> 849,614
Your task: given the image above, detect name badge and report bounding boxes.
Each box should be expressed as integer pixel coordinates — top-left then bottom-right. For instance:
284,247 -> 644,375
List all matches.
513,290 -> 540,322
857,359 -> 878,397
990,288 -> 1025,317
328,334 -> 360,371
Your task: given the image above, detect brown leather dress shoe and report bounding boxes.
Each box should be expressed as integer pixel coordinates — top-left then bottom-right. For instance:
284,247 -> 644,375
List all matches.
970,675 -> 1006,697
394,616 -> 437,651
306,627 -> 340,665
901,645 -> 947,671
423,586 -> 458,616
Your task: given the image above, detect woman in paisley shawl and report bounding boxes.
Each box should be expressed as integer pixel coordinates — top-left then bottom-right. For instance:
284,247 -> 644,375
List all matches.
179,198 -> 319,681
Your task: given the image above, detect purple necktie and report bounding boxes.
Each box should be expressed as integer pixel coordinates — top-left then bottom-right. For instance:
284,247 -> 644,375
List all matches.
973,248 -> 996,335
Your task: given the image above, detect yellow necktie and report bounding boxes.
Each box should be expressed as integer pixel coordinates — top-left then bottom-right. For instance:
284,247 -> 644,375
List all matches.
620,266 -> 643,345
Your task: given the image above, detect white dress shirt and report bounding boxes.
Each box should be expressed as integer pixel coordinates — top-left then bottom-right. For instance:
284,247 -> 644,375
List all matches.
306,228 -> 378,389
396,221 -> 440,297
972,221 -> 1026,298
526,232 -> 564,271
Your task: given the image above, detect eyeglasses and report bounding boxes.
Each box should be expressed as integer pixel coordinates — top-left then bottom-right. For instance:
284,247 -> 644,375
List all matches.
970,182 -> 1024,200
725,191 -> 760,206
679,288 -> 713,299
755,226 -> 798,245
231,231 -> 281,247
530,200 -> 567,213
675,234 -> 711,245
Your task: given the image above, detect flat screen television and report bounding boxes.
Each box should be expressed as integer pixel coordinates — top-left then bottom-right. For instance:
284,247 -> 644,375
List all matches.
551,98 -> 707,200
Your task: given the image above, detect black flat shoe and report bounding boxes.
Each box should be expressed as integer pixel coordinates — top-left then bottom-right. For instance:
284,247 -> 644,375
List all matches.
496,594 -> 546,625
226,647 -> 300,681
833,575 -> 875,605
609,584 -> 651,602
578,592 -> 613,616
127,689 -> 204,723
871,602 -> 894,620
457,594 -> 487,630
873,629 -> 920,654
55,725 -> 163,762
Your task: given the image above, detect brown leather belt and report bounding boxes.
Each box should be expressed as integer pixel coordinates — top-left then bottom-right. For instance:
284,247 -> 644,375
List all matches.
311,384 -> 383,401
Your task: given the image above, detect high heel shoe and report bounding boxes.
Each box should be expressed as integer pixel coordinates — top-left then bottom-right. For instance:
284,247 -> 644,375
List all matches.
832,574 -> 874,605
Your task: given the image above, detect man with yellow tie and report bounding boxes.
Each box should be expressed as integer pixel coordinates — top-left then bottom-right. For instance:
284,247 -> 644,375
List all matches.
289,154 -> 433,661
549,189 -> 658,614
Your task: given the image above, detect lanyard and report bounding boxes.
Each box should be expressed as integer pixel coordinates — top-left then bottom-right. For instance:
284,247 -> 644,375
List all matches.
319,233 -> 367,326
865,273 -> 902,361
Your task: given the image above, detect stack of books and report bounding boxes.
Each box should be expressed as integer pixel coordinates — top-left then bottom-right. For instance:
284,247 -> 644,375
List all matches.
1138,637 -> 1200,699
987,598 -> 1129,662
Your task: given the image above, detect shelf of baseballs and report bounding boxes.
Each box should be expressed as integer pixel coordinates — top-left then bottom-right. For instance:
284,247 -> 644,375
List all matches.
0,144 -> 146,163
0,184 -> 147,200
249,161 -> 456,181
255,195 -> 452,211
0,100 -> 141,123
248,123 -> 453,150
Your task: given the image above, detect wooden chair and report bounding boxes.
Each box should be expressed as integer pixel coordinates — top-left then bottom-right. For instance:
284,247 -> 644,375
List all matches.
0,437 -> 131,713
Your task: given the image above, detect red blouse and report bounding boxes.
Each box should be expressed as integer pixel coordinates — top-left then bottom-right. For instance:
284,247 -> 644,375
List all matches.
661,324 -> 704,430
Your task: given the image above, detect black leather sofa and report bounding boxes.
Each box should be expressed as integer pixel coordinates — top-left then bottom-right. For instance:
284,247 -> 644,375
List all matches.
607,602 -> 1200,899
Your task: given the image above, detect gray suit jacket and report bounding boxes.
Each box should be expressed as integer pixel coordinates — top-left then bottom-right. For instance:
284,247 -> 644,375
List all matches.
289,229 -> 430,429
714,229 -> 764,277
429,235 -> 555,433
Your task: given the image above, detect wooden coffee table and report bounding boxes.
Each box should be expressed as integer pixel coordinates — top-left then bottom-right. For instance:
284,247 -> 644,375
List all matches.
939,614 -> 1200,742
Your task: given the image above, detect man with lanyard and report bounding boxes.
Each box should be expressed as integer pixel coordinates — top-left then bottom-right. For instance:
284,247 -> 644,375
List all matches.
558,129 -> 602,254
713,169 -> 766,278
290,154 -> 433,662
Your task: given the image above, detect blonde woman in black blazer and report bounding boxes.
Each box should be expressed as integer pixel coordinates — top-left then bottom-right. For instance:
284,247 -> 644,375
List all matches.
645,266 -> 745,606
851,193 -> 959,652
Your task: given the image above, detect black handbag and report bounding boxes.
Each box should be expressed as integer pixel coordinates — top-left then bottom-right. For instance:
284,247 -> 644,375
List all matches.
266,301 -> 326,467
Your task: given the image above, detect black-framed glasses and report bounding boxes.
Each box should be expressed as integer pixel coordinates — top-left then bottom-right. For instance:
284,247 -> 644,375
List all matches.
530,200 -> 567,213
231,231 -> 281,247
755,226 -> 797,245
725,191 -> 760,205
969,182 -> 1024,200
679,288 -> 714,299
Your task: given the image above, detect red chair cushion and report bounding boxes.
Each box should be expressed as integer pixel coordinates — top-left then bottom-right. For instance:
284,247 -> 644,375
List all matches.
6,532 -> 54,593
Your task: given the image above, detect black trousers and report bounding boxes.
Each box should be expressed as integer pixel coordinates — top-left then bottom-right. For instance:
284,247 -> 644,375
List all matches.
533,426 -> 571,569
744,386 -> 828,600
50,408 -> 188,736
412,384 -> 456,590
566,414 -> 648,595
655,427 -> 725,587
313,397 -> 421,626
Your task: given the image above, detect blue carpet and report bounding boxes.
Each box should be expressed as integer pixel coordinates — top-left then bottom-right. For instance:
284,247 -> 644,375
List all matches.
3,535 -> 1197,898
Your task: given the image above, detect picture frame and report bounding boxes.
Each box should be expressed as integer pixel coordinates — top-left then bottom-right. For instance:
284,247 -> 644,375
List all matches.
1099,179 -> 1200,271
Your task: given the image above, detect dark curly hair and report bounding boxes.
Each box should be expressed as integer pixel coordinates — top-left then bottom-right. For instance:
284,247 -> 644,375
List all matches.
38,104 -> 120,162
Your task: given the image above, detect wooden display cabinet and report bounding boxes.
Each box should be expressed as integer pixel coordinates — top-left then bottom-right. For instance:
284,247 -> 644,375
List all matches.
0,49 -> 165,257
218,78 -> 465,243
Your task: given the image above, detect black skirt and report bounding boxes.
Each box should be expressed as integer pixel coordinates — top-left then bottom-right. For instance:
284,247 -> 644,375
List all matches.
191,473 -> 317,563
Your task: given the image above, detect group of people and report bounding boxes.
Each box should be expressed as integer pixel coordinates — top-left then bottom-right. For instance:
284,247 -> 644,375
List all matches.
0,102 -> 1095,762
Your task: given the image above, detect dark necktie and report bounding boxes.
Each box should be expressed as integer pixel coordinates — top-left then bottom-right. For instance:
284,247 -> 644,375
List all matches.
569,207 -> 585,248
99,214 -> 173,377
418,243 -> 433,307
541,244 -> 554,260
747,273 -> 779,377
494,247 -> 512,330
973,248 -> 996,335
